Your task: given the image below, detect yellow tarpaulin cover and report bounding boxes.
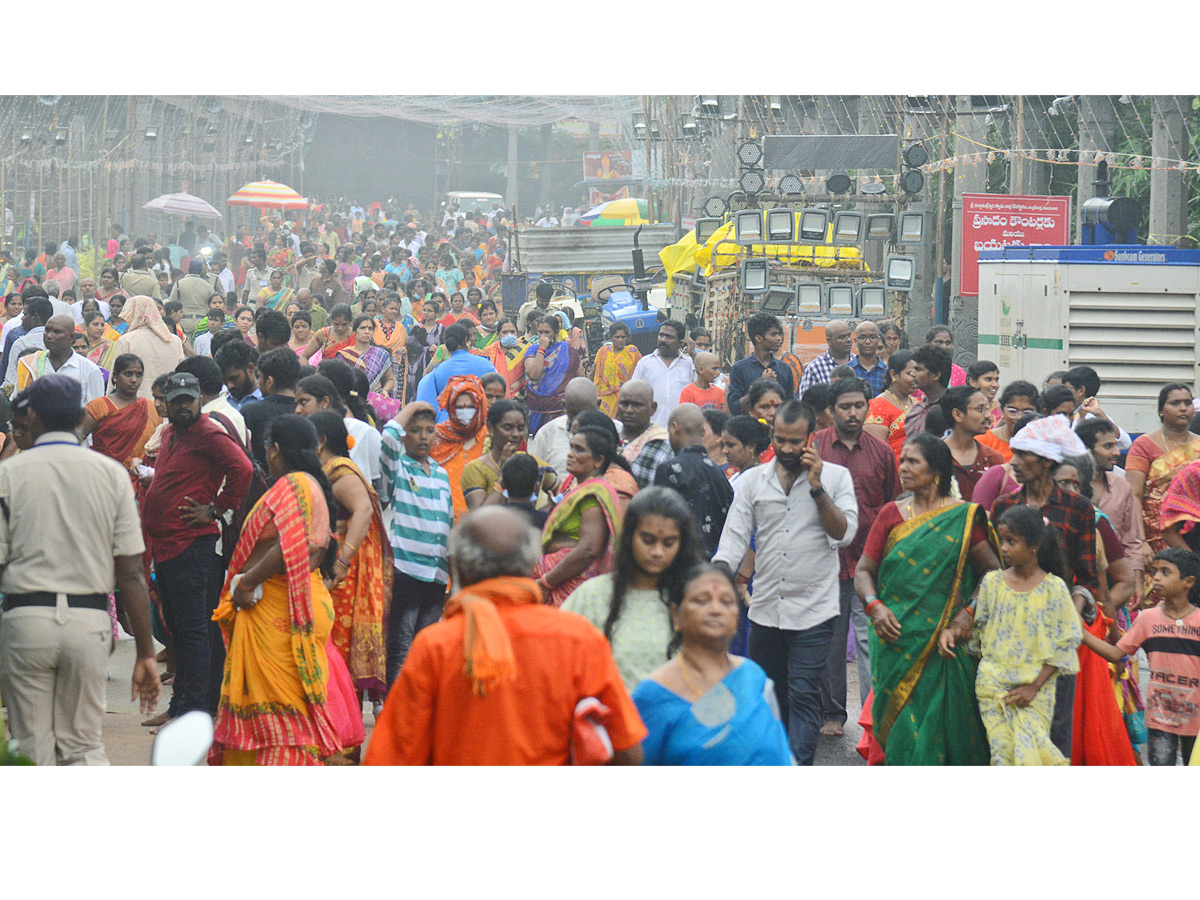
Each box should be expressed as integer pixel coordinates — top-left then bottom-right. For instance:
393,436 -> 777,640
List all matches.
659,215 -> 867,292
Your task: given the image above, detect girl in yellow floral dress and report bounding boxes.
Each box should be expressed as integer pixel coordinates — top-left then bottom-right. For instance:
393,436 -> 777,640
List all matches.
961,505 -> 1082,765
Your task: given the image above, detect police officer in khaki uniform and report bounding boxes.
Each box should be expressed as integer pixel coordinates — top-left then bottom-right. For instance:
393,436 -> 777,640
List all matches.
0,375 -> 161,765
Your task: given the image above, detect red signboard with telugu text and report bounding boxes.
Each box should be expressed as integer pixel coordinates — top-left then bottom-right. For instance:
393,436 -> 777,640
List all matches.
960,193 -> 1071,296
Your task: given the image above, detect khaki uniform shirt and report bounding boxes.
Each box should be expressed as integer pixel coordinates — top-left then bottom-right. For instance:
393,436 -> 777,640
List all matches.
0,432 -> 145,595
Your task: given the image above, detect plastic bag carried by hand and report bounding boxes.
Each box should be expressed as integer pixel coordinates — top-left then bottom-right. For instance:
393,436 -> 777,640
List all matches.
570,697 -> 613,765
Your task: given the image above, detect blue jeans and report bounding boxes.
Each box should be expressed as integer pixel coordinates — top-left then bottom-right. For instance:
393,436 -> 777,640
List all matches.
385,569 -> 447,689
749,616 -> 836,765
1147,728 -> 1196,766
819,579 -> 871,725
155,536 -> 219,718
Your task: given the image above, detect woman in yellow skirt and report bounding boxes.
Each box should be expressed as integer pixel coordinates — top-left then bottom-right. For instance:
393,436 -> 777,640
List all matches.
209,414 -> 360,765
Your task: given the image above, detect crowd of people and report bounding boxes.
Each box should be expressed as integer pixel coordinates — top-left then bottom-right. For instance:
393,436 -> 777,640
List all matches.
1,202 -> 1199,767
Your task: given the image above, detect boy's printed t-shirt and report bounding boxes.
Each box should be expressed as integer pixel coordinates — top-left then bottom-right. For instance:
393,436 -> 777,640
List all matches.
678,382 -> 726,412
1116,606 -> 1200,735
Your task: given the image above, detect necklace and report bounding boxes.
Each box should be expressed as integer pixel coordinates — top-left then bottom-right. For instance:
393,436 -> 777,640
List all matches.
1161,429 -> 1192,452
906,495 -> 948,519
884,389 -> 912,411
677,650 -> 729,700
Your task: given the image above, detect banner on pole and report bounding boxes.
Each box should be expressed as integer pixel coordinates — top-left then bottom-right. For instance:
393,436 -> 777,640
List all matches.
960,193 -> 1071,296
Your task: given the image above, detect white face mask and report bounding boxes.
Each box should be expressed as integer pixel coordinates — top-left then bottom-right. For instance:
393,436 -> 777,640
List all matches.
455,408 -> 476,426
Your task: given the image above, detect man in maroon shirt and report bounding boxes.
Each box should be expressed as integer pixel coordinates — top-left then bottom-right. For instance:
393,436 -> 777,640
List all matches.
812,377 -> 901,736
141,372 -> 253,729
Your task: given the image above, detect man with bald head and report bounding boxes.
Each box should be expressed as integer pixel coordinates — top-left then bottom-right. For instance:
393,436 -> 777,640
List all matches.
529,375 -> 609,481
294,286 -> 327,330
365,507 -> 647,766
654,403 -> 735,556
618,378 -> 672,487
799,319 -> 854,394
847,320 -> 885,396
678,351 -> 726,412
14,313 -> 105,406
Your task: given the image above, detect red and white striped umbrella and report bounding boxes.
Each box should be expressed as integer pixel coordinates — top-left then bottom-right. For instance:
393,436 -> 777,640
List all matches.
227,179 -> 308,210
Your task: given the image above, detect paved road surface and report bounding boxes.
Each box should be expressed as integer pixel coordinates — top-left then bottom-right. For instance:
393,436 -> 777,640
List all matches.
100,634 -> 868,766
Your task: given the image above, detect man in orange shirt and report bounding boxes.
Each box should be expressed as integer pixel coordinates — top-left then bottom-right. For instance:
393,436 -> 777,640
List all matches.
365,507 -> 646,766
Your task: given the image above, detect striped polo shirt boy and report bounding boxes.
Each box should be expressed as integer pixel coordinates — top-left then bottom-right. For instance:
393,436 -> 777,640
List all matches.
381,421 -> 454,585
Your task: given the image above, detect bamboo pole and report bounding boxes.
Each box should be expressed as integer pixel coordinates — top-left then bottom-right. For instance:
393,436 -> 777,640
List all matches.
101,97 -> 109,244
1,153 -> 6,257
65,143 -> 71,247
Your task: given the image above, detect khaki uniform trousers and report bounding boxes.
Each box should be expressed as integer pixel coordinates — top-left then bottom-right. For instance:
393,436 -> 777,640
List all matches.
0,602 -> 112,766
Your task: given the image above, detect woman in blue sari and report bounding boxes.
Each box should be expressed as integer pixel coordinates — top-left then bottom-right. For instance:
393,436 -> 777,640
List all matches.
523,315 -> 581,434
633,564 -> 792,766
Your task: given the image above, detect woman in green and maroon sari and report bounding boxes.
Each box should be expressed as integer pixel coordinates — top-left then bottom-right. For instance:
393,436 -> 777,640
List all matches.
854,432 -> 1001,765
533,425 -> 625,608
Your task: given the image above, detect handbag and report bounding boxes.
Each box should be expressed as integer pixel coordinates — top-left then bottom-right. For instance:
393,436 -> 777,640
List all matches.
369,391 -> 402,424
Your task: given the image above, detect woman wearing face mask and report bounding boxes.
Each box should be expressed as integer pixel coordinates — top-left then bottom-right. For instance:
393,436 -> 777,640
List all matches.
524,315 -> 582,435
485,317 -> 526,399
562,487 -> 705,691
431,375 -> 489,518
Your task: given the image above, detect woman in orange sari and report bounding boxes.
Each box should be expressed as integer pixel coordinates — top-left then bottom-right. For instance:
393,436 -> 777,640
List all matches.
864,350 -> 916,460
1126,383 -> 1200,555
210,414 -> 362,766
486,317 -> 528,398
309,412 -> 391,701
374,294 -> 409,403
592,322 -> 641,417
432,375 -> 489,518
302,303 -> 357,361
78,352 -> 161,652
79,353 -> 160,467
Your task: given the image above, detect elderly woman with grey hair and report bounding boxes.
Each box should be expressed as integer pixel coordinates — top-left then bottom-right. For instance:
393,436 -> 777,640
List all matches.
1053,452 -> 1136,616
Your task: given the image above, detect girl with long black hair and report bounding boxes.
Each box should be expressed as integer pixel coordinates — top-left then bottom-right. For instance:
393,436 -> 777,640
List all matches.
561,486 -> 704,690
